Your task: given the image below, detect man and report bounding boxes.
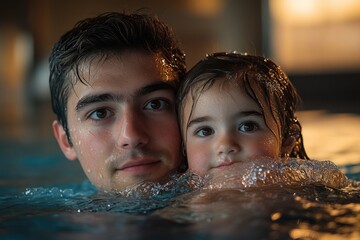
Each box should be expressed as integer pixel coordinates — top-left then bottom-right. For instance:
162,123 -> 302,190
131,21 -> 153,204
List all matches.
49,12 -> 186,192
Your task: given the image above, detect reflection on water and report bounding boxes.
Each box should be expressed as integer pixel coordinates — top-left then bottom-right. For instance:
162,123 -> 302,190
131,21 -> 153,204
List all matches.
155,186 -> 360,239
298,110 -> 360,166
1,178 -> 359,239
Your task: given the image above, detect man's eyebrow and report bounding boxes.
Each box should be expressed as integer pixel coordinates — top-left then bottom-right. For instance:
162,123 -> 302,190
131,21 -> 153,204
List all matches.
75,82 -> 174,111
76,94 -> 119,111
134,82 -> 175,97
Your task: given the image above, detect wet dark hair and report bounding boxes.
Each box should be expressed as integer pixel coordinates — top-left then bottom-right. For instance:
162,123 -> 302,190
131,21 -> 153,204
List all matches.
49,12 -> 186,141
177,52 -> 309,160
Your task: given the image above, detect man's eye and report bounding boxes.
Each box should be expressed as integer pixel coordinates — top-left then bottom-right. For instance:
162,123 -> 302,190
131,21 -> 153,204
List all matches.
144,99 -> 170,110
238,122 -> 258,132
195,127 -> 214,137
89,109 -> 112,120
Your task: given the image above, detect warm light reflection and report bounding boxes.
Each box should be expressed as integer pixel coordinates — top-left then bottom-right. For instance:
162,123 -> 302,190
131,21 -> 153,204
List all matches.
0,25 -> 33,137
298,111 -> 360,166
270,212 -> 282,221
290,199 -> 360,239
185,0 -> 223,17
269,0 -> 360,72
271,0 -> 360,25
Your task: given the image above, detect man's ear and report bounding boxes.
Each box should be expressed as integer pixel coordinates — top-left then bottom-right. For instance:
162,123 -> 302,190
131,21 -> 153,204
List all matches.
52,120 -> 77,161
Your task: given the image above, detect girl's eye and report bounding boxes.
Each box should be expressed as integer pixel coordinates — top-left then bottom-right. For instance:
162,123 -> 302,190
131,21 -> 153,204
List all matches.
144,99 -> 170,110
89,108 -> 112,121
238,122 -> 258,132
195,127 -> 214,137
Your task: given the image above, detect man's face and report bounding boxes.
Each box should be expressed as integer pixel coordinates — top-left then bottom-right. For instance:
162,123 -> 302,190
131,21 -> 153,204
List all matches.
53,51 -> 182,191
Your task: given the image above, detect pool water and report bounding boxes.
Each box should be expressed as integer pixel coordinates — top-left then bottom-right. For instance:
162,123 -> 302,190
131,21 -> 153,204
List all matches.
1,161 -> 359,239
1,111 -> 360,239
156,183 -> 360,239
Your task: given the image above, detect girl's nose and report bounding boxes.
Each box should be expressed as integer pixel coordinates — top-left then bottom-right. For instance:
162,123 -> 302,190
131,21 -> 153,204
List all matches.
216,134 -> 240,158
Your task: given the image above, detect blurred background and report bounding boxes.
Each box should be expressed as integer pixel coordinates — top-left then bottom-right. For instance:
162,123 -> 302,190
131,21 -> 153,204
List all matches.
0,0 -> 359,186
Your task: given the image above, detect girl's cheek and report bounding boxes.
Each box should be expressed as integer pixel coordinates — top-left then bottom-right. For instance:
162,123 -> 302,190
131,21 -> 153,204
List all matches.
249,137 -> 280,158
187,148 -> 210,175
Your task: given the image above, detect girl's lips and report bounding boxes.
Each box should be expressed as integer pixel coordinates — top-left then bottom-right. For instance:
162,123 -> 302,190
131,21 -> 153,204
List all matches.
214,160 -> 237,169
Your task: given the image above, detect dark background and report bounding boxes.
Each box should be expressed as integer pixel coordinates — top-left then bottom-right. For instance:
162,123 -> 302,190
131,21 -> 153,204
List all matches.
1,0 -> 359,142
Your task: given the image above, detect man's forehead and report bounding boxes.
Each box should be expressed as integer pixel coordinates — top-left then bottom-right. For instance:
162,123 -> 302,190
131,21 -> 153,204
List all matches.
72,52 -> 178,84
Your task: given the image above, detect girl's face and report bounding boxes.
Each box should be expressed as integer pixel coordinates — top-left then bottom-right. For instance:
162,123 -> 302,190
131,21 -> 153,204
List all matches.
182,80 -> 282,176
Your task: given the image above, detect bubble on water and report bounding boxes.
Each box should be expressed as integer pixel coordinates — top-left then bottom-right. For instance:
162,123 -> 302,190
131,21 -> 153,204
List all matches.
115,172 -> 204,201
241,164 -> 271,187
235,158 -> 352,189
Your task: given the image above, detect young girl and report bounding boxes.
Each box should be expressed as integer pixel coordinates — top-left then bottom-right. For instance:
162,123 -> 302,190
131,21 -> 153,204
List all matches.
153,53 -> 353,221
176,52 -> 352,190
177,52 -> 309,178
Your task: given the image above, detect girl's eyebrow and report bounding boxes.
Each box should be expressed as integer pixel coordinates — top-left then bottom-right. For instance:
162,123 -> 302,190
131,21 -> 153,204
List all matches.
187,111 -> 263,129
239,111 -> 263,117
187,116 -> 211,129
75,82 -> 174,111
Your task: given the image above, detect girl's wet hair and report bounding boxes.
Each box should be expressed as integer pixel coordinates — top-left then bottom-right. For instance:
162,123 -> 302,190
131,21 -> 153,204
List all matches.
177,52 -> 309,160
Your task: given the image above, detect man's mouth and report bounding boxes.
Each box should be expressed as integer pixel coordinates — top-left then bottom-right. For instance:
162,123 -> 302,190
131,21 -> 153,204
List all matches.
116,159 -> 162,173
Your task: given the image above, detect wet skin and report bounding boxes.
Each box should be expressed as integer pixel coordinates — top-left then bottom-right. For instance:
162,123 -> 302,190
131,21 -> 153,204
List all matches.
182,80 -> 284,177
53,51 -> 182,191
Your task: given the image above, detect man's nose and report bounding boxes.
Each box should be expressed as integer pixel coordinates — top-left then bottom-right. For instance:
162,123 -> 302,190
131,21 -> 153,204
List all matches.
216,133 -> 240,158
116,108 -> 149,149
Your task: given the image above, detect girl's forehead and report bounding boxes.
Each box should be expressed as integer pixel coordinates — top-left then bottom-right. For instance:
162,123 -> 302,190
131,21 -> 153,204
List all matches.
185,80 -> 257,113
203,77 -> 276,112
191,77 -> 239,94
